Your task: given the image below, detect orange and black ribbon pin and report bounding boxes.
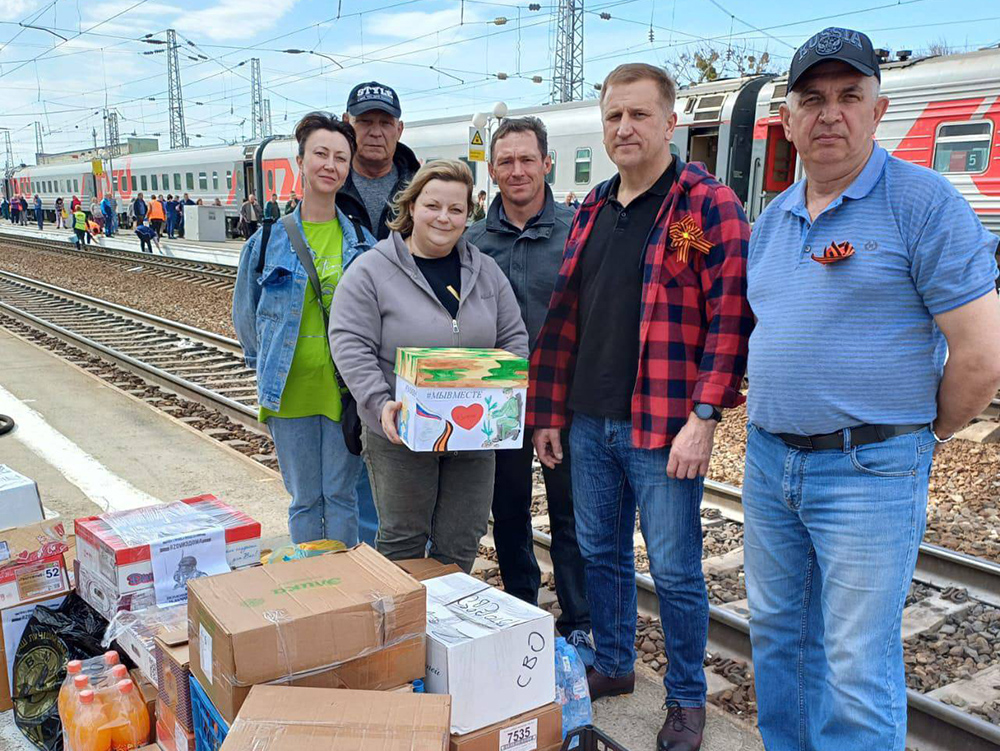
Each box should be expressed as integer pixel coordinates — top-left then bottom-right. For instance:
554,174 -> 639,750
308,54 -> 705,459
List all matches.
812,240 -> 855,265
668,215 -> 713,264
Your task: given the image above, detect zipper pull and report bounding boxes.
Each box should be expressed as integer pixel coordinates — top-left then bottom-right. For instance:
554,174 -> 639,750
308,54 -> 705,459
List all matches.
452,319 -> 460,334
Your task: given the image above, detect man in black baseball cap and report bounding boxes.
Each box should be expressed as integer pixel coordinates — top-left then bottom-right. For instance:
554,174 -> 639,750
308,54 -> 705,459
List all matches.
787,27 -> 881,92
337,80 -> 420,243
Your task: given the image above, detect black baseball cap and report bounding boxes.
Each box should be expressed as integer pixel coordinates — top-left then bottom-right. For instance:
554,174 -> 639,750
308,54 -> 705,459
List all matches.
788,27 -> 881,92
346,81 -> 401,118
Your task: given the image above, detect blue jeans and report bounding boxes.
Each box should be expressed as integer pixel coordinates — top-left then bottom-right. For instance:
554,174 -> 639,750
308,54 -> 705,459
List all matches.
569,413 -> 708,705
166,215 -> 175,238
356,469 -> 378,547
743,425 -> 935,751
267,415 -> 366,545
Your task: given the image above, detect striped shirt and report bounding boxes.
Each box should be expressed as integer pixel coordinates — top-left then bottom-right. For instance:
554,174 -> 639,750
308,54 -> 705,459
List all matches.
747,143 -> 999,435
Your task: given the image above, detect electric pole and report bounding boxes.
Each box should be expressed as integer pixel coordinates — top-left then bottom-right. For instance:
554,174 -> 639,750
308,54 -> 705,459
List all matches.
34,122 -> 44,157
550,0 -> 584,103
251,58 -> 264,140
263,99 -> 272,137
166,29 -> 189,148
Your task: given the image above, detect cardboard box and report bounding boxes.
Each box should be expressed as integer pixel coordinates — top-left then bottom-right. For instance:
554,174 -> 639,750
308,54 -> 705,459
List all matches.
220,685 -> 451,751
450,703 -> 562,751
112,604 -> 187,687
0,466 -> 43,528
396,558 -> 464,582
156,634 -> 193,732
0,591 -> 69,711
0,519 -> 70,609
188,544 -> 426,724
424,573 -> 555,734
75,495 -> 261,616
157,696 -> 195,751
130,668 -> 158,731
394,348 -> 528,452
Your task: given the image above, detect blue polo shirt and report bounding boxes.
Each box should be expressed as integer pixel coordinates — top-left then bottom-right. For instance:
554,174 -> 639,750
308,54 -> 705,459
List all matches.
747,143 -> 998,435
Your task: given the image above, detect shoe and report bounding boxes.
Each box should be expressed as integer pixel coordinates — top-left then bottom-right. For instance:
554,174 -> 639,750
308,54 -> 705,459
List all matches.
565,630 -> 596,668
586,666 -> 634,700
657,701 -> 705,751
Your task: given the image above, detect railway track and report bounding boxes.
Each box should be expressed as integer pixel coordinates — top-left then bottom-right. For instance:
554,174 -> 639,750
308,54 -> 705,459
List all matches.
0,234 -> 237,288
2,268 -> 999,748
0,270 -> 256,430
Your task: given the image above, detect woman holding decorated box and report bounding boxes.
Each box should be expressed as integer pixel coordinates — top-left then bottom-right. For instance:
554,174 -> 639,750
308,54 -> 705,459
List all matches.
329,159 -> 528,573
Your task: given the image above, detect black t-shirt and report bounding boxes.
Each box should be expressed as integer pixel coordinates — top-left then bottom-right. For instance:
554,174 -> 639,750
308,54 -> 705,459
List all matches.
414,249 -> 462,319
568,160 -> 678,420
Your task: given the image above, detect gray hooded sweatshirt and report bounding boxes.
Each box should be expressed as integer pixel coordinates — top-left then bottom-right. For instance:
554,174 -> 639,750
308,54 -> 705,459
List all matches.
329,231 -> 529,440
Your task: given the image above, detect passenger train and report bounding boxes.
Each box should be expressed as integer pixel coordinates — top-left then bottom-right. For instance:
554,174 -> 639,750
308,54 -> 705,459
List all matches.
6,47 -> 1000,236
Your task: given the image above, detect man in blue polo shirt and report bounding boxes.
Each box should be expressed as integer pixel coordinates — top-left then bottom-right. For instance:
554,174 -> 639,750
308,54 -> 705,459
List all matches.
746,27 -> 1000,750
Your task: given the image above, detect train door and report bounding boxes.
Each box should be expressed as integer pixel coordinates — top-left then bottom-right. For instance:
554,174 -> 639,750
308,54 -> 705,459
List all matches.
242,163 -> 254,201
689,128 -> 720,176
762,124 -> 797,204
724,77 -> 773,206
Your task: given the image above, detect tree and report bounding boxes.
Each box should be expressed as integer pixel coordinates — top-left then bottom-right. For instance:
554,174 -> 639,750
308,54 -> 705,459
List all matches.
926,37 -> 954,56
669,42 -> 778,85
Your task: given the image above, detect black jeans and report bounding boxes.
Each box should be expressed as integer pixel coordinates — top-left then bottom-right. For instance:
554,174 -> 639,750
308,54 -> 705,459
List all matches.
492,427 -> 590,636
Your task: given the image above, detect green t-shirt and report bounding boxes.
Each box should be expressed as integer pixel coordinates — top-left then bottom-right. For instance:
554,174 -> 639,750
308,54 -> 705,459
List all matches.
259,217 -> 345,423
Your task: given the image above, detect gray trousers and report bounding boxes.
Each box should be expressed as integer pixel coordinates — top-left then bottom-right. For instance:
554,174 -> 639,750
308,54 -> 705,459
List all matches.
362,426 -> 495,573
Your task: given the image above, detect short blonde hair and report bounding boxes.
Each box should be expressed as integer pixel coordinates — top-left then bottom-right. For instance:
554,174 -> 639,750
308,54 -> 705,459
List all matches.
387,159 -> 474,236
600,63 -> 677,112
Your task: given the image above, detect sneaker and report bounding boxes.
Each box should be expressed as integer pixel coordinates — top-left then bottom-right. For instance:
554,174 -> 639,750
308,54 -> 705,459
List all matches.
657,701 -> 705,751
565,630 -> 596,668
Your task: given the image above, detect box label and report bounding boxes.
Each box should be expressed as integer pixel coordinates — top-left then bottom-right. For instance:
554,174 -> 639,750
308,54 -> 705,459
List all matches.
150,527 -> 228,606
15,560 -> 65,601
499,718 -> 538,751
199,624 -> 213,683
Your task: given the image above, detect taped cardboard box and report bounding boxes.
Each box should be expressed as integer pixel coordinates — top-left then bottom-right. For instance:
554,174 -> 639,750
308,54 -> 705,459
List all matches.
157,696 -> 195,751
220,685 -> 451,751
394,347 -> 528,452
0,465 -> 44,528
0,519 -> 70,609
396,558 -> 464,582
188,544 -> 426,724
155,633 -> 193,732
450,703 -> 562,751
425,573 -> 556,734
75,495 -> 260,617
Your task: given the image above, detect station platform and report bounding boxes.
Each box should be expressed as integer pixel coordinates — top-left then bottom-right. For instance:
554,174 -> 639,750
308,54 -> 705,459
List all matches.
0,326 -> 763,751
0,222 -> 243,267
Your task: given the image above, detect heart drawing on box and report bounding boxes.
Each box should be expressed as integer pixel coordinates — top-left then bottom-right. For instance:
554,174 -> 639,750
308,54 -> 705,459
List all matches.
451,403 -> 485,430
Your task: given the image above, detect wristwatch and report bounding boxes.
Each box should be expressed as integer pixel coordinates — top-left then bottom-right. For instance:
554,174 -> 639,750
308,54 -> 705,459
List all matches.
693,403 -> 722,422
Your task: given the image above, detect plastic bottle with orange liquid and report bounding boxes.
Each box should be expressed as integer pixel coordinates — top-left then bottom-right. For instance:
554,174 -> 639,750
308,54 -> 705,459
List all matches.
69,689 -> 113,751
107,679 -> 150,751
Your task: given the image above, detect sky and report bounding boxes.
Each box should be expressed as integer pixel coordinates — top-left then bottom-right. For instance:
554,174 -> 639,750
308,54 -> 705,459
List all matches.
0,0 -> 998,166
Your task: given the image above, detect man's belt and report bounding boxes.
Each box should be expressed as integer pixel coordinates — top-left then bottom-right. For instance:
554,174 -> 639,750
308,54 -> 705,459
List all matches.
776,423 -> 926,451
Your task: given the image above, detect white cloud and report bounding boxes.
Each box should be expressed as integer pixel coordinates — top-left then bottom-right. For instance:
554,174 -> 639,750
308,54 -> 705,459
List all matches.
174,0 -> 300,41
0,0 -> 39,18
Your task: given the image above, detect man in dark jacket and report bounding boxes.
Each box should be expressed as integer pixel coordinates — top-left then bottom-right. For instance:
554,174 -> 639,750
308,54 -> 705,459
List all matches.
133,193 -> 147,225
337,81 -> 420,240
465,117 -> 593,664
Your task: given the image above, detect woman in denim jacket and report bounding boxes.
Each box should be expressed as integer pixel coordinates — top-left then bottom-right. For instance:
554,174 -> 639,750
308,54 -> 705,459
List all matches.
233,112 -> 378,546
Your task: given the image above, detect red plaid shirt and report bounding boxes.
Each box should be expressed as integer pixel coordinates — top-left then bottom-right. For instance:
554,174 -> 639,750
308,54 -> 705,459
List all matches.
527,160 -> 752,449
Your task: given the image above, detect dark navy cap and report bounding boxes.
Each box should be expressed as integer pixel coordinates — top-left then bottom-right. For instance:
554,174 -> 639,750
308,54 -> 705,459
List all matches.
788,28 -> 881,92
346,81 -> 401,118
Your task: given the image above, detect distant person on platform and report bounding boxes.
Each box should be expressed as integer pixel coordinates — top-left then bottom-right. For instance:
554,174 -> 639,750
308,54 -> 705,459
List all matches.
101,194 -> 115,236
337,81 -> 420,240
34,194 -> 43,230
10,194 -> 20,225
71,194 -> 81,212
1,196 -> 8,222
135,219 -> 160,254
132,193 -> 147,228
239,194 -> 261,239
55,197 -> 65,229
19,195 -> 28,225
471,190 -> 487,223
72,206 -> 90,248
265,193 -> 281,222
564,191 -> 579,209
284,191 -> 299,215
165,194 -> 178,239
465,115 -> 593,665
233,112 -> 376,548
148,195 -> 165,238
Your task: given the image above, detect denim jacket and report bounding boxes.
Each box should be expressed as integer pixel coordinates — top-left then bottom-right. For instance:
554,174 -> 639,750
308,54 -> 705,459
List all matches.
232,204 -> 375,412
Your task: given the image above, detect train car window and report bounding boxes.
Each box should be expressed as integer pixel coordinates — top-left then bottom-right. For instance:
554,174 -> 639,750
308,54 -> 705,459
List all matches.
212,172 -> 219,190
120,174 -> 127,192
160,174 -> 168,190
199,172 -> 208,190
545,151 -> 557,185
131,176 -> 137,191
151,174 -> 158,190
933,121 -> 993,174
266,171 -> 274,192
140,175 -> 148,191
693,95 -> 725,122
684,98 -> 697,114
186,173 -> 194,190
226,171 -> 232,190
769,84 -> 788,116
74,179 -> 79,192
174,173 -> 181,191
575,148 -> 592,184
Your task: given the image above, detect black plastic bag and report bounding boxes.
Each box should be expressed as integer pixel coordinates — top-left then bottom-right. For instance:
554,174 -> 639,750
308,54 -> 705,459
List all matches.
12,594 -> 112,751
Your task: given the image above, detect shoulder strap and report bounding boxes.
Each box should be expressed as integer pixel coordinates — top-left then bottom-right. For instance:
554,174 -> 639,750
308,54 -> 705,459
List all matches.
281,214 -> 328,327
255,220 -> 272,274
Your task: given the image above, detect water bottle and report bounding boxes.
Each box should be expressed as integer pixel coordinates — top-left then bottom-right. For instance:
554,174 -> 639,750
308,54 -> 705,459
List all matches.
554,637 -> 592,738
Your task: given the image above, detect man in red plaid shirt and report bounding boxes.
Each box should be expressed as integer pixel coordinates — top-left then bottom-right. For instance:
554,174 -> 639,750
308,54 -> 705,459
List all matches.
529,63 -> 752,751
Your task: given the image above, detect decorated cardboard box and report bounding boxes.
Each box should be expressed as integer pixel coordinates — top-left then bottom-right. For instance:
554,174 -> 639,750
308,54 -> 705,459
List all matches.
0,519 -> 71,609
394,348 -> 528,452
